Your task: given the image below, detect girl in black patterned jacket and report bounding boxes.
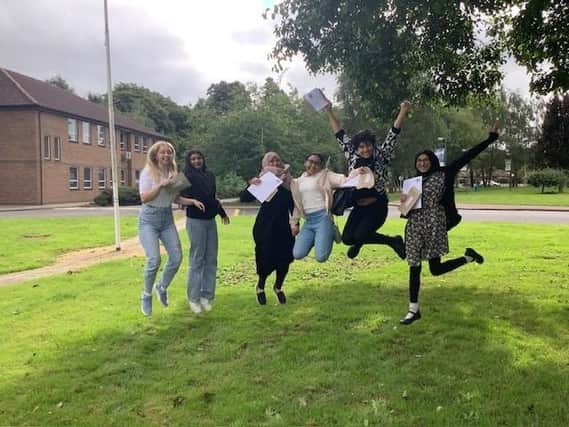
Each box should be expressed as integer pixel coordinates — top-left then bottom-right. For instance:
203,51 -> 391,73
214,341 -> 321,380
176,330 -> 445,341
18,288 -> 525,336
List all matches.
399,122 -> 500,325
324,100 -> 411,259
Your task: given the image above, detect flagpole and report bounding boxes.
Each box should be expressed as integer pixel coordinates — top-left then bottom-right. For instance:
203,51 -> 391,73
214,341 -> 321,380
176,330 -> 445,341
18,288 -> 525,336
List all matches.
104,0 -> 121,251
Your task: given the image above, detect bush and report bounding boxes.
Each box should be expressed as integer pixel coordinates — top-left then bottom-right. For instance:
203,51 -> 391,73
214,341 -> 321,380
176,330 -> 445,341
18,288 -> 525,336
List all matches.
217,172 -> 245,198
93,186 -> 141,206
527,169 -> 567,193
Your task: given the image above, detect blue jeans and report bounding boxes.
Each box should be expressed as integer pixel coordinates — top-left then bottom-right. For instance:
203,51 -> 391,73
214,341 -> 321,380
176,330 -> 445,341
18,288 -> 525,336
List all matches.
293,209 -> 335,262
138,205 -> 183,294
186,217 -> 218,303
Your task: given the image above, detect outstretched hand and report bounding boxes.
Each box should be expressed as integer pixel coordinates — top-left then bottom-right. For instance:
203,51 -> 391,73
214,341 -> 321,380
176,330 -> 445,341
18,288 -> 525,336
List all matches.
400,100 -> 411,113
490,121 -> 500,134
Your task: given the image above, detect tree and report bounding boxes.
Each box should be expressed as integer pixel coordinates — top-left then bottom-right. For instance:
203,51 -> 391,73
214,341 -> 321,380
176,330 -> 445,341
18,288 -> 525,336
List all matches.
535,94 -> 569,170
205,81 -> 252,115
45,75 -> 75,94
267,1 -> 569,121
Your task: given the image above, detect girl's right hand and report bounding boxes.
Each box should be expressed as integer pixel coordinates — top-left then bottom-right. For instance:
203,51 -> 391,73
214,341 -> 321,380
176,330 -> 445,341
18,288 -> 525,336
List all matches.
249,177 -> 262,186
291,224 -> 299,236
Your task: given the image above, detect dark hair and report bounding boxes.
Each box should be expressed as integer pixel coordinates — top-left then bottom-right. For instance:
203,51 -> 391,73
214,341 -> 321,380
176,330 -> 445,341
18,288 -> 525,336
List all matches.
305,152 -> 326,164
351,129 -> 376,149
414,150 -> 440,176
185,149 -> 206,171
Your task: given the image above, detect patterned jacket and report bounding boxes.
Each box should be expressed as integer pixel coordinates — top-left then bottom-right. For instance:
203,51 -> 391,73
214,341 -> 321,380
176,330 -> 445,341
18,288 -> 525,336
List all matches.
335,127 -> 400,196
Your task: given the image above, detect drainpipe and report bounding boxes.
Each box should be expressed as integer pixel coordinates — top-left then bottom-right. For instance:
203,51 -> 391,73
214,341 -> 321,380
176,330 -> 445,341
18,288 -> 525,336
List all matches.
37,110 -> 43,205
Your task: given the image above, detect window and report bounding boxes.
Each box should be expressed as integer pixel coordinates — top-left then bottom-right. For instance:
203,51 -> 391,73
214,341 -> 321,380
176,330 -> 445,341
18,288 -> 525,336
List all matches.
135,169 -> 140,186
82,122 -> 91,144
134,135 -> 142,152
120,169 -> 126,185
119,131 -> 126,150
142,137 -> 149,153
43,136 -> 51,160
97,168 -> 106,188
109,168 -> 113,186
69,167 -> 79,189
53,137 -> 61,160
67,118 -> 77,142
83,167 -> 92,189
97,125 -> 105,146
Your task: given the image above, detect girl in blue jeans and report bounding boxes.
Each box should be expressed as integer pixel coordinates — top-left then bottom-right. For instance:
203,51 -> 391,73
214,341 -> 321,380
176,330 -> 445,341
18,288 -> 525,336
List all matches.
138,141 -> 200,316
290,153 -> 373,262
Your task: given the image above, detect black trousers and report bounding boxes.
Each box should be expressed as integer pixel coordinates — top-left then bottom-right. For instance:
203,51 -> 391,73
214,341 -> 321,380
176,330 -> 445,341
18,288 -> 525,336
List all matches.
409,256 -> 467,303
341,194 -> 397,248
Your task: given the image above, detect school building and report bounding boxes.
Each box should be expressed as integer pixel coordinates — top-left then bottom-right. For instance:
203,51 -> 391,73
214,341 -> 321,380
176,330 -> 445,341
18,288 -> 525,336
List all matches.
0,68 -> 165,205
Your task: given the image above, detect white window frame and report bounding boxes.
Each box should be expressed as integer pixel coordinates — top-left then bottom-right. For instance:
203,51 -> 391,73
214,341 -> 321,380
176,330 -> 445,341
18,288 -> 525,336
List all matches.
142,137 -> 149,153
119,131 -> 126,150
82,122 -> 91,144
83,167 -> 92,189
97,125 -> 105,146
67,118 -> 78,142
98,168 -> 106,189
69,167 -> 79,189
120,169 -> 126,185
134,135 -> 142,152
43,136 -> 51,160
53,137 -> 61,160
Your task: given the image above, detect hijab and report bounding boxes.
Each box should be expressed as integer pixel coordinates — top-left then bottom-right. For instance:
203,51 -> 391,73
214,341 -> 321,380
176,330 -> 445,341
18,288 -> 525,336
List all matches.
414,150 -> 441,178
260,151 -> 292,190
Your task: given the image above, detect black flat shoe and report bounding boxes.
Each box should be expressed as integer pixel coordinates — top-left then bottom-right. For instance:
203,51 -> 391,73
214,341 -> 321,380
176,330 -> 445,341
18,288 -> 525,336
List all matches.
400,310 -> 421,325
273,287 -> 287,304
347,245 -> 361,259
393,235 -> 406,259
465,248 -> 484,264
256,288 -> 266,305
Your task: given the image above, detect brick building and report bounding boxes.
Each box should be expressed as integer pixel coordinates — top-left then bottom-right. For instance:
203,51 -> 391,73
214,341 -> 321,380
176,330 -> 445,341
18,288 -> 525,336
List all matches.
0,68 -> 165,205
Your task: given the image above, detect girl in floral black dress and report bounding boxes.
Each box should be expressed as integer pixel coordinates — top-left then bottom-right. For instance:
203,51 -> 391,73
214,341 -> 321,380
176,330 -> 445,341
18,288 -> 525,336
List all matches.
399,123 -> 500,325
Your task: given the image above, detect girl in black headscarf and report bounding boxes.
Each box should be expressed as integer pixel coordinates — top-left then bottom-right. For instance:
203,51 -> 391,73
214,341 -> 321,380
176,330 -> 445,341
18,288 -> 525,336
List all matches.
179,149 -> 230,315
399,123 -> 499,325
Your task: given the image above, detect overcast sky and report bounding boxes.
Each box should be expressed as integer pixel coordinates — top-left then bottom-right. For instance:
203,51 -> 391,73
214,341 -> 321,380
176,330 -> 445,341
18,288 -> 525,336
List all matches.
1,0 -> 531,106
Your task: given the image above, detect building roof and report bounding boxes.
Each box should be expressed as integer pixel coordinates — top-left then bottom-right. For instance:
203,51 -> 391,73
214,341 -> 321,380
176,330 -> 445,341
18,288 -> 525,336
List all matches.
0,68 -> 164,138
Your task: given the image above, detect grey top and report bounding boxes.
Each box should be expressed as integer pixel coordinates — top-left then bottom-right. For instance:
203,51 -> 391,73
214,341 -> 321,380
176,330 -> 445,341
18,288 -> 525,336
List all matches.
139,168 -> 178,207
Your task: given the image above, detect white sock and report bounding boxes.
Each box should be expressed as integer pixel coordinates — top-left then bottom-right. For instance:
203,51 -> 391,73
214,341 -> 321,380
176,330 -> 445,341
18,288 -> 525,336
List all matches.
143,292 -> 152,297
465,255 -> 474,263
409,303 -> 419,313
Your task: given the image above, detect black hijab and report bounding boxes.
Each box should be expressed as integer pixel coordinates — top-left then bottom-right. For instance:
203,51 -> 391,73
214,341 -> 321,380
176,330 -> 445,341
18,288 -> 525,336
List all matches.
414,150 -> 441,177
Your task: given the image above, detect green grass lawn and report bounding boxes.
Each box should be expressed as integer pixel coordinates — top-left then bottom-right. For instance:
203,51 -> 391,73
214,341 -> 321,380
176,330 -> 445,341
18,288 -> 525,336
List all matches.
390,186 -> 569,207
0,216 -> 139,274
1,217 -> 568,426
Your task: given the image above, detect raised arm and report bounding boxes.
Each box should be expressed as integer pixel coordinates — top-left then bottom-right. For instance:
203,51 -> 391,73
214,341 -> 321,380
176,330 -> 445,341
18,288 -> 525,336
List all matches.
376,101 -> 411,163
324,102 -> 342,134
447,122 -> 500,178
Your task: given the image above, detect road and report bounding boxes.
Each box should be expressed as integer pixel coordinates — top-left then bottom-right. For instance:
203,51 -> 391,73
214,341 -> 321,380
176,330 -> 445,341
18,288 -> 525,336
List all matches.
1,205 -> 568,224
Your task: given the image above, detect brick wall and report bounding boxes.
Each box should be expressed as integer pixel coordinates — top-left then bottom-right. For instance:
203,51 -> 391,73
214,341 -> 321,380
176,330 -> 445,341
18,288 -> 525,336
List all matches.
0,110 -> 41,204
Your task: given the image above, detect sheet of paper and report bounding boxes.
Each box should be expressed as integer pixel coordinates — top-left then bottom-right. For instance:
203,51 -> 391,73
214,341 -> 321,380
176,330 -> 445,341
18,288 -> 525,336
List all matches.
340,175 -> 360,188
303,88 -> 329,112
402,176 -> 422,209
246,171 -> 283,203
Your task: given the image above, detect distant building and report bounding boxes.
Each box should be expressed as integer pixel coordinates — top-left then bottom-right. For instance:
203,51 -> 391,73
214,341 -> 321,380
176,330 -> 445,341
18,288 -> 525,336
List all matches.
0,68 -> 165,205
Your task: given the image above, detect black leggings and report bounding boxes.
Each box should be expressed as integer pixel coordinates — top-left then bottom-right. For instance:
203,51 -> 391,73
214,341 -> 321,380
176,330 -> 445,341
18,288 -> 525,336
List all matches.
409,256 -> 467,303
257,264 -> 290,290
342,195 -> 399,249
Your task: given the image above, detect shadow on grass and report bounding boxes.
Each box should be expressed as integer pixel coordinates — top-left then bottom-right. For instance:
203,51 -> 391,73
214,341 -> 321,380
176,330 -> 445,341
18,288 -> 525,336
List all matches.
1,265 -> 568,426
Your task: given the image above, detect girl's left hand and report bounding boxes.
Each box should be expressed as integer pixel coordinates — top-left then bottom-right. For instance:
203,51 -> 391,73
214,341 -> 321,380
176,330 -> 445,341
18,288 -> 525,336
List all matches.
193,199 -> 205,212
222,216 -> 230,225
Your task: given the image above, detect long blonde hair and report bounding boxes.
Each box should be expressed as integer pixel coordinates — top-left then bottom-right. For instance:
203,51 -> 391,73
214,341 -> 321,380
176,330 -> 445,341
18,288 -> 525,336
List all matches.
145,140 -> 177,179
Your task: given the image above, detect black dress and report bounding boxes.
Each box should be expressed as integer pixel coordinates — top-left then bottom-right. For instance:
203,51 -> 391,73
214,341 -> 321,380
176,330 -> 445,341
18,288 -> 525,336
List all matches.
240,186 -> 295,277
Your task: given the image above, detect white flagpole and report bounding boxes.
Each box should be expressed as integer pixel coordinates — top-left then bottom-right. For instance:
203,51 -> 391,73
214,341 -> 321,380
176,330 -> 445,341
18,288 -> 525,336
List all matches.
104,0 -> 121,251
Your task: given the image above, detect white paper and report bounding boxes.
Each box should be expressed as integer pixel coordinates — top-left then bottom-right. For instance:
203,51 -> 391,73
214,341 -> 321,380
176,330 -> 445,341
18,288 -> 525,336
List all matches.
340,175 -> 360,188
303,88 -> 329,112
402,176 -> 422,209
246,171 -> 283,203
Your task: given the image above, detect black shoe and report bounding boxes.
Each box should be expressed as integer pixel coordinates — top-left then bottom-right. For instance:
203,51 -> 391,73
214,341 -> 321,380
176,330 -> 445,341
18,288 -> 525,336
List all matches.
465,248 -> 484,264
347,245 -> 361,259
400,310 -> 421,325
256,288 -> 266,305
273,286 -> 287,304
392,235 -> 406,259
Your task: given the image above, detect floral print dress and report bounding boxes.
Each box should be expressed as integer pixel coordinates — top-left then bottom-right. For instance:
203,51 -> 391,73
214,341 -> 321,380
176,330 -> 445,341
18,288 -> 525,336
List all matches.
405,171 -> 449,266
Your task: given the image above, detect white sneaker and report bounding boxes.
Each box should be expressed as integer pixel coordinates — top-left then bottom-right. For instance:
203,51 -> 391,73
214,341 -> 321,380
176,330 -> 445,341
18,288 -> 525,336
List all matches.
200,298 -> 213,312
188,301 -> 202,314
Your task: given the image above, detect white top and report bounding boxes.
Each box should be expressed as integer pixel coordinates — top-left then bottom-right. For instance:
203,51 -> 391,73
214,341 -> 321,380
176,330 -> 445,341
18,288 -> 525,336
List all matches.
298,171 -> 326,214
139,168 -> 178,207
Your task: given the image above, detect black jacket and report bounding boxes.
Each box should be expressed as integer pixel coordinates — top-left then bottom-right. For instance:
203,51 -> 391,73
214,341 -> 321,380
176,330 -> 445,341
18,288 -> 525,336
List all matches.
182,166 -> 227,220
